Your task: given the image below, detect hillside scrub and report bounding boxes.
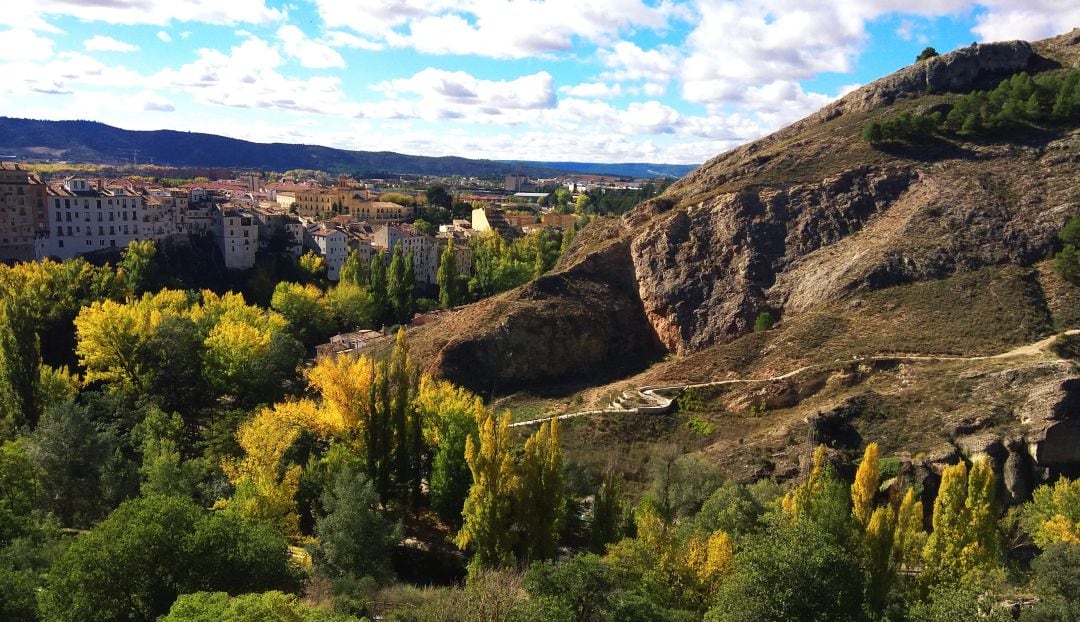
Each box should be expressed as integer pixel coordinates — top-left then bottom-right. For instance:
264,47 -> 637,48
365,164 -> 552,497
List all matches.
862,69 -> 1080,144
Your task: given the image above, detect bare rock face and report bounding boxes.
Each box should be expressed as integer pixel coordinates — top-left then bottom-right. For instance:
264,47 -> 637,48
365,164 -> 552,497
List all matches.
1022,375 -> 1080,471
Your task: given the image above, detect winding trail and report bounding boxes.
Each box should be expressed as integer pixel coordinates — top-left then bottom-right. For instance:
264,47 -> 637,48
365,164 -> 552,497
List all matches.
507,329 -> 1078,428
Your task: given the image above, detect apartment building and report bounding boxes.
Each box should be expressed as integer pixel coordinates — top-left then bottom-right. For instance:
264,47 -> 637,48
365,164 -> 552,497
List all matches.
372,223 -> 437,284
38,178 -> 150,260
306,225 -> 349,281
214,209 -> 258,269
0,163 -> 48,261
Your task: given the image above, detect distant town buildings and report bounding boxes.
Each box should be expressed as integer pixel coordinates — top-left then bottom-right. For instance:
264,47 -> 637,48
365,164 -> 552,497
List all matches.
0,163 -> 47,261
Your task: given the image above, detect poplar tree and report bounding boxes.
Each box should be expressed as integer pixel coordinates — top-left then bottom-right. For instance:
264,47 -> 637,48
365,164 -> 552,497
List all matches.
865,505 -> 897,614
590,470 -> 624,553
386,245 -> 407,325
893,488 -> 926,571
455,408 -> 518,571
518,418 -> 566,563
403,250 -> 416,323
852,443 -> 879,529
370,252 -> 387,327
963,457 -> 1002,570
0,299 -> 41,432
339,250 -> 370,287
924,462 -> 968,579
437,239 -> 460,309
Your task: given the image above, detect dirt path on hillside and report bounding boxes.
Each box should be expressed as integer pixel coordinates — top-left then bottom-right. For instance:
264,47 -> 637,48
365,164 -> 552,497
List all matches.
508,329 -> 1078,428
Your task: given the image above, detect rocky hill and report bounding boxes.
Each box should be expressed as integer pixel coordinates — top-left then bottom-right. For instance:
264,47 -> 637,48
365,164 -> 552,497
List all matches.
410,30 -> 1080,498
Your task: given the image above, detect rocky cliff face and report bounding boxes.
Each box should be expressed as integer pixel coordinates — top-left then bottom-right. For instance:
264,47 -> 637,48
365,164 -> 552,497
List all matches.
412,31 -> 1080,480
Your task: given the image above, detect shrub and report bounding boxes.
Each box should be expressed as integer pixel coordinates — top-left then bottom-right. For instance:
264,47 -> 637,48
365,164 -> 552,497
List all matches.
753,312 -> 774,332
917,47 -> 939,62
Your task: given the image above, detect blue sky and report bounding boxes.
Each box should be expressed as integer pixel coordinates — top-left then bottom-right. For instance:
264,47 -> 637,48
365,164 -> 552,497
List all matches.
0,1 -> 1076,165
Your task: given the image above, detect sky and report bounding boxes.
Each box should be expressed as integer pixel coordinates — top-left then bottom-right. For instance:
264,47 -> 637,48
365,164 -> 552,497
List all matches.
0,1 -> 1077,165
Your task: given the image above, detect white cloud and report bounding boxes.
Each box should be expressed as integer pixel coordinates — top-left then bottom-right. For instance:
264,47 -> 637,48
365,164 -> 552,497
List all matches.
141,92 -> 176,112
0,29 -> 55,62
372,69 -> 557,119
276,25 -> 346,69
315,0 -> 671,59
973,1 -> 1080,42
157,31 -> 173,43
559,82 -> 623,98
150,37 -> 350,114
0,52 -> 143,96
324,30 -> 384,51
32,0 -> 283,26
84,35 -> 139,53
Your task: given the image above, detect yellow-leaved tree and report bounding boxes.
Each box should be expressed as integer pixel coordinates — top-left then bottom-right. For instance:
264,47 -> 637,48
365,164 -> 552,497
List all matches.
220,399 -> 322,538
781,444 -> 829,520
455,407 -> 518,571
1021,476 -> 1080,547
517,418 -> 565,563
852,443 -> 880,529
922,457 -> 1001,581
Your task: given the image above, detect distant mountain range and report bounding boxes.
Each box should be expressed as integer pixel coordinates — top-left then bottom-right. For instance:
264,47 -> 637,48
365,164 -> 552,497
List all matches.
0,117 -> 697,179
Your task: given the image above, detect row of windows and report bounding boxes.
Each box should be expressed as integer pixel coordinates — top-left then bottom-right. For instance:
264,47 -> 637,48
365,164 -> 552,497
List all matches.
55,210 -> 137,223
56,239 -> 119,249
55,225 -> 138,237
54,198 -> 140,210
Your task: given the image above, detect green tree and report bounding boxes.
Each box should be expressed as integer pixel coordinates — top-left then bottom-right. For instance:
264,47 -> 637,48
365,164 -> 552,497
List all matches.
162,591 -> 362,622
696,481 -> 765,538
418,378 -> 479,528
426,185 -> 453,210
0,298 -> 41,433
0,439 -> 38,546
1052,245 -> 1080,283
589,470 -> 625,553
117,239 -> 157,295
327,282 -> 379,331
404,249 -> 416,323
1021,476 -> 1080,548
917,47 -> 939,62
370,252 -> 388,327
39,495 -> 294,622
28,402 -> 111,527
752,311 -> 774,332
132,408 -> 200,498
518,418 -> 566,563
1021,543 -> 1080,622
339,250 -> 369,288
386,245 -> 408,325
437,238 -> 461,309
313,467 -> 401,580
518,554 -> 614,622
456,409 -> 518,571
923,458 -> 1002,582
270,282 -> 336,347
706,522 -> 866,622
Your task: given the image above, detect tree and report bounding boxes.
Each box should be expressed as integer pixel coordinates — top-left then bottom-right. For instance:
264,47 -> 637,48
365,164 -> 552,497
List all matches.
370,252 -> 388,327
923,458 -> 1002,582
162,591 -> 362,622
752,311 -> 774,333
426,185 -> 453,210
28,402 -> 111,527
326,282 -> 379,331
590,470 -> 625,553
132,408 -> 200,498
0,439 -> 38,546
1021,476 -> 1080,548
313,467 -> 401,580
298,251 -> 327,284
518,419 -> 566,563
339,250 -> 369,288
917,47 -> 939,62
417,377 -> 479,528
386,244 -> 409,325
1022,543 -> 1080,622
437,238 -> 461,309
519,554 -> 614,622
117,239 -> 157,295
851,443 -> 879,529
1053,244 -> 1080,283
0,298 -> 41,433
404,249 -> 416,322
455,408 -> 518,571
270,282 -> 335,347
40,495 -> 294,622
696,481 -> 765,538
861,121 -> 885,144
706,522 -> 866,622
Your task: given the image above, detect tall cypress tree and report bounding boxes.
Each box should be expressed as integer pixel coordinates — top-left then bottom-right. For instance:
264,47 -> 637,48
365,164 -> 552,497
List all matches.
386,245 -> 406,326
517,418 -> 565,563
403,250 -> 416,323
370,252 -> 387,328
437,239 -> 459,309
389,329 -> 412,503
0,299 -> 41,433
